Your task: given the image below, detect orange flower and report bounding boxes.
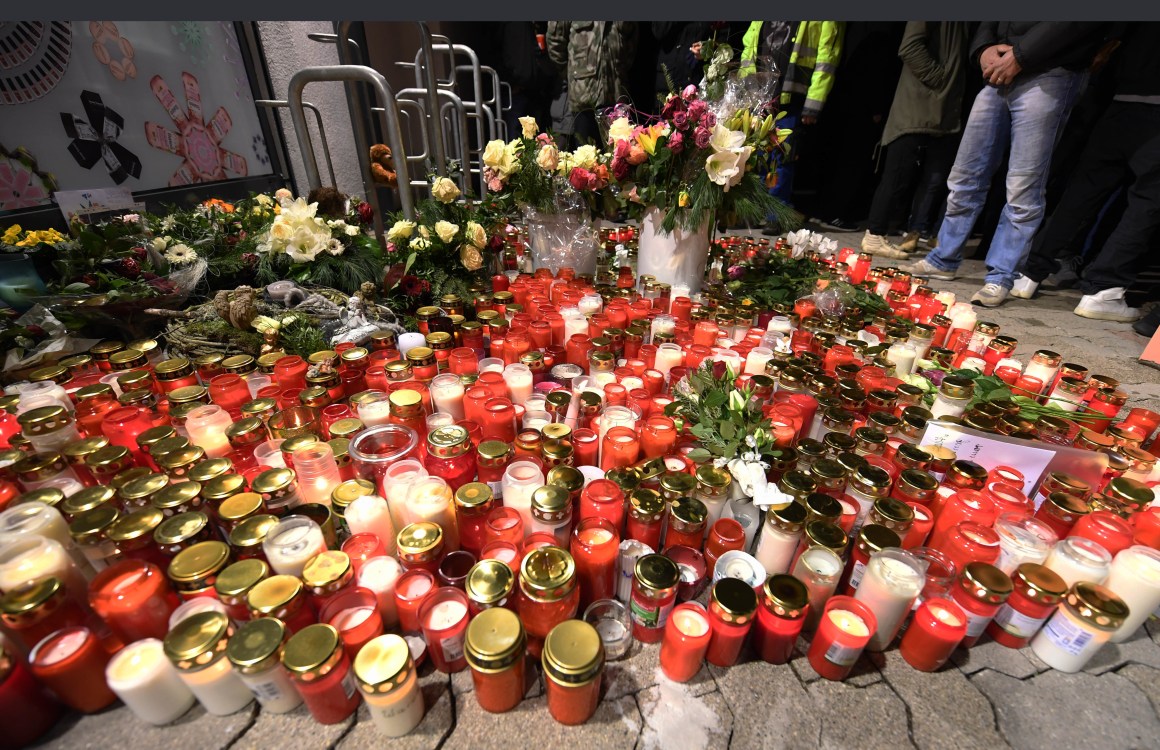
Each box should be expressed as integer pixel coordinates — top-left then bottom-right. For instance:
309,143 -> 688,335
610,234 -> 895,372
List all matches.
203,198 -> 235,213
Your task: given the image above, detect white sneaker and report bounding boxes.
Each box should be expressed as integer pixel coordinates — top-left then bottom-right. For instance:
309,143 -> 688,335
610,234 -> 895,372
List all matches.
902,257 -> 957,281
1010,274 -> 1040,299
971,283 -> 1009,307
1073,287 -> 1142,322
861,231 -> 910,259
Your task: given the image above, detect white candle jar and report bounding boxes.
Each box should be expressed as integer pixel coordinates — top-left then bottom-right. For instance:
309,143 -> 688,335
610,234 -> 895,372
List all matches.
854,548 -> 928,651
1022,350 -> 1062,395
430,373 -> 466,420
654,343 -> 684,379
1044,536 -> 1112,589
262,515 -> 327,577
358,555 -> 403,629
501,461 -> 544,532
793,546 -> 843,631
1030,582 -> 1129,672
502,364 -> 534,407
226,617 -> 303,713
929,377 -> 974,420
754,503 -> 806,576
404,476 -> 460,551
106,638 -> 197,725
291,442 -> 343,507
184,405 -> 234,458
993,514 -> 1057,575
0,533 -> 86,598
353,634 -> 425,737
744,347 -> 774,376
0,501 -> 94,578
357,394 -> 394,427
1102,545 -> 1160,643
382,459 -> 429,530
163,610 -> 254,715
345,494 -> 398,556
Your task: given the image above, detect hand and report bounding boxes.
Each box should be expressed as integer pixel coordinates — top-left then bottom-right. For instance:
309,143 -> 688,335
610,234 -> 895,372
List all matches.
986,50 -> 1022,86
801,113 -> 817,126
979,44 -> 1012,77
689,41 -> 703,57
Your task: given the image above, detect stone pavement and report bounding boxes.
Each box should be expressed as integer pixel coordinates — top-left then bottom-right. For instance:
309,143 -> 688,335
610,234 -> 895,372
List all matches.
30,230 -> 1160,750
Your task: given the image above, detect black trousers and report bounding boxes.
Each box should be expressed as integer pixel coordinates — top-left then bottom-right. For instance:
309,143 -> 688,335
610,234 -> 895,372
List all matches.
866,133 -> 958,236
1024,101 -> 1160,293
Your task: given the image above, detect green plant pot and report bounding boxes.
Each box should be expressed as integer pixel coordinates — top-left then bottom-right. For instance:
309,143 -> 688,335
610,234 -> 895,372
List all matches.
0,253 -> 48,311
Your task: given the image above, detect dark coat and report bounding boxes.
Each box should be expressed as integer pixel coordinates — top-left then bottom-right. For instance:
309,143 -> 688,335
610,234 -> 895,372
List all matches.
881,22 -> 970,146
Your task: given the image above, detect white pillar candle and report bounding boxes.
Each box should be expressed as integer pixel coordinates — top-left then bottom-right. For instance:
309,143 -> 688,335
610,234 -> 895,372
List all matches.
854,549 -> 927,651
478,357 -> 505,374
754,513 -> 803,575
1044,537 -> 1112,589
382,460 -> 428,531
430,374 -> 466,420
654,343 -> 684,379
404,476 -> 460,551
398,332 -> 427,358
185,405 -> 234,458
358,395 -> 394,427
262,516 -> 327,577
1104,545 -> 1160,643
358,555 -> 403,628
172,651 -> 254,716
744,347 -> 774,376
346,495 -> 398,556
503,364 -> 534,406
106,638 -> 197,725
0,533 -> 86,596
501,460 -> 544,532
887,343 -> 917,377
947,303 -> 977,336
578,293 -> 603,316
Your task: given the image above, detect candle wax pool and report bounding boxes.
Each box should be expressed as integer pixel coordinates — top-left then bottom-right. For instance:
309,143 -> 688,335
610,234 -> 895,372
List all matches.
35,628 -> 88,664
580,528 -> 615,546
673,609 -> 710,637
331,607 -> 375,630
827,609 -> 870,637
426,600 -> 467,630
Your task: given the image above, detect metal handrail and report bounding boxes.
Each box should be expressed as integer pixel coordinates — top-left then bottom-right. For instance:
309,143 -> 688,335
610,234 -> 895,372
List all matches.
254,99 -> 337,188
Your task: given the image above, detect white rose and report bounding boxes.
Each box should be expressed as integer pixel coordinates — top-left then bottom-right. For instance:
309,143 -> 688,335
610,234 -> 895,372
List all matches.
431,177 -> 461,204
572,144 -> 599,170
434,221 -> 459,244
344,224 -> 359,237
387,220 -> 415,242
465,221 -> 487,249
519,116 -> 538,139
607,116 -> 634,145
255,194 -> 273,207
536,144 -> 559,172
705,146 -> 752,192
151,236 -> 168,252
709,124 -> 746,152
420,226 -> 430,240
269,219 -> 294,242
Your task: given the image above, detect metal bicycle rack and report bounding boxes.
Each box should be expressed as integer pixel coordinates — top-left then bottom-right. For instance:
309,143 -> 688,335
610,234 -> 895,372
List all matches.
254,99 -> 337,189
389,87 -> 473,196
287,65 -> 415,243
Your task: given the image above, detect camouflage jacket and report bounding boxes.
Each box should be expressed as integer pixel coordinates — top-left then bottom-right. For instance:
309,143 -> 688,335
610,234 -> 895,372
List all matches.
547,21 -> 638,111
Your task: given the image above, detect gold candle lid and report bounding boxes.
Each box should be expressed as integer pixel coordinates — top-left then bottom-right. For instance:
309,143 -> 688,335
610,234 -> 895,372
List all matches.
520,545 -> 576,600
15,487 -> 66,508
155,511 -> 211,546
1062,582 -> 1129,630
466,559 -> 514,607
251,468 -> 295,495
302,550 -> 353,596
0,577 -> 65,619
201,473 -> 247,503
465,607 -> 525,673
542,620 -> 603,686
633,553 -> 680,592
803,519 -> 848,553
331,478 -> 375,511
107,507 -> 165,544
216,558 -> 270,602
248,574 -> 305,615
136,426 -> 177,453
151,481 -> 203,513
167,540 -> 231,585
353,633 -> 414,694
454,482 -> 493,512
61,485 -> 117,517
68,505 -> 120,543
959,562 -> 1013,604
119,473 -> 171,505
227,616 -> 285,674
61,436 -> 111,464
628,488 -> 666,522
669,496 -> 708,528
328,418 -> 364,440
168,385 -> 209,405
218,492 -> 265,525
187,457 -> 235,484
396,521 -> 443,562
282,623 -> 343,680
546,465 -> 584,494
164,610 -> 232,669
762,573 -> 810,618
229,514 -> 280,550
710,577 -> 759,624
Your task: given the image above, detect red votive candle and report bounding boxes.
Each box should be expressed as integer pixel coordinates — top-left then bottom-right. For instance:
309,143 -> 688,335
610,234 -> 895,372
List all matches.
88,558 -> 179,643
394,568 -> 436,634
899,596 -> 967,671
321,586 -> 384,662
571,517 -> 619,610
0,646 -> 61,747
579,479 -> 626,534
752,574 -> 810,665
342,533 -> 389,577
29,626 -> 117,712
1068,510 -> 1135,557
705,577 -> 757,667
419,586 -> 470,673
659,602 -> 712,682
806,596 -> 878,681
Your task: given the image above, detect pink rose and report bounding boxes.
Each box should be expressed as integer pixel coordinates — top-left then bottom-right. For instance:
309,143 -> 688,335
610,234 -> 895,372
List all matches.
536,133 -> 552,145
612,157 -> 630,181
694,126 -> 712,149
688,99 -> 708,122
669,130 -> 685,153
615,139 -> 632,160
569,167 -> 595,191
682,84 -> 698,100
672,111 -> 689,130
627,143 -> 648,165
487,177 -> 504,192
702,111 -> 717,129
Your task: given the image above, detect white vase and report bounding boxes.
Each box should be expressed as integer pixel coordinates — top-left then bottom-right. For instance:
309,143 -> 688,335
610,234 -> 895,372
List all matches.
638,208 -> 711,294
524,206 -> 598,276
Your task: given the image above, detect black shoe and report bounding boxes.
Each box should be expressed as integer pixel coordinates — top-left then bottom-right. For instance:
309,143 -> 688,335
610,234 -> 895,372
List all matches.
1042,256 -> 1081,290
815,217 -> 859,232
761,220 -> 782,237
1133,306 -> 1160,337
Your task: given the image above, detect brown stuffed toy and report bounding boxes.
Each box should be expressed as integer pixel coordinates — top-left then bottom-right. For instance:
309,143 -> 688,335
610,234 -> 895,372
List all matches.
306,186 -> 349,219
369,144 -> 397,187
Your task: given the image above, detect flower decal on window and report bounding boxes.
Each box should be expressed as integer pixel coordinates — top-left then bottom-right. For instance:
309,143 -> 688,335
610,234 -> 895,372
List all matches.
60,90 -> 142,184
144,72 -> 249,186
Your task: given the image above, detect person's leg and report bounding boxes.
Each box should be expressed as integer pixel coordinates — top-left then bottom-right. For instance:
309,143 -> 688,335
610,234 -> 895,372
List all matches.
982,69 -> 1084,290
771,106 -> 801,206
867,135 -> 922,235
908,134 -> 957,236
922,86 -> 1011,273
1021,103 -> 1132,283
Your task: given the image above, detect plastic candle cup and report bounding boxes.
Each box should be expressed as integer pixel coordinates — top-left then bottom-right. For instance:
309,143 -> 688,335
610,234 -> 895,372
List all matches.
1043,536 -> 1112,589
321,586 -> 385,662
1103,545 -> 1160,643
262,515 -> 327,577
185,405 -> 234,458
899,597 -> 967,671
405,475 -> 461,551
353,634 -> 426,736
88,558 -> 179,642
345,494 -> 398,556
993,513 -> 1057,574
752,574 -> 810,665
806,596 -> 878,681
430,373 -> 467,420
542,619 -> 604,726
854,548 -> 927,651
381,458 -> 429,528
395,568 -> 437,634
986,563 -> 1068,649
501,460 -> 544,532
572,517 -> 620,610
162,610 -> 254,715
106,637 -> 197,725
30,626 -> 118,712
659,601 -> 712,682
1030,582 -> 1129,672
792,546 -> 844,631
358,555 -> 403,629
0,533 -> 86,601
705,577 -> 758,667
419,586 -> 471,673
282,623 -> 362,724
225,617 -> 302,713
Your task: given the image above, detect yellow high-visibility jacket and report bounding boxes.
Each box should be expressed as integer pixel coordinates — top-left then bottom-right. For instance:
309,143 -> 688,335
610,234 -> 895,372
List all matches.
741,21 -> 845,117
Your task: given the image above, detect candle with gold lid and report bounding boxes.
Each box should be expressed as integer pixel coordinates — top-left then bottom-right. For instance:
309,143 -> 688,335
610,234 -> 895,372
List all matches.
154,510 -> 215,559
69,504 -> 120,571
228,514 -> 280,560
251,467 -> 302,516
163,610 -> 253,715
118,472 -> 171,511
1030,582 -> 1129,672
226,615 -> 302,713
215,557 -> 269,623
263,515 -> 326,577
105,637 -> 196,725
281,623 -> 361,724
60,484 -> 117,521
217,492 -> 266,532
107,507 -> 167,567
166,539 -> 231,599
248,574 -> 316,634
61,435 -> 111,485
157,445 -> 207,482
151,480 -> 204,518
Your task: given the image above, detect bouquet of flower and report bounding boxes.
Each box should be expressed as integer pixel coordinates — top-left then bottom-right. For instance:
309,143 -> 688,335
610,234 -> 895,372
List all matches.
602,85 -> 797,234
250,189 -> 383,294
383,177 -> 506,310
1,225 -> 68,252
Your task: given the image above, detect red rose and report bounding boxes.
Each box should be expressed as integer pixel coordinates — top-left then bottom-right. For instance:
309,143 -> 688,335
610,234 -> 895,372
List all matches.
356,201 -> 374,225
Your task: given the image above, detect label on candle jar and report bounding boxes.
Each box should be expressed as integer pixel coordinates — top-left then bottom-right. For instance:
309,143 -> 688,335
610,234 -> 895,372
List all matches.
630,598 -> 674,630
824,641 -> 861,667
251,677 -> 290,703
441,634 -> 465,664
963,609 -> 993,638
848,561 -> 867,591
1040,612 -> 1093,656
341,670 -> 358,700
992,605 -> 1048,639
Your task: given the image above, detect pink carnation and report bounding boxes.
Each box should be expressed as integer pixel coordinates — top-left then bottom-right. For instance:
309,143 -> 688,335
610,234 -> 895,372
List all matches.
536,133 -> 552,145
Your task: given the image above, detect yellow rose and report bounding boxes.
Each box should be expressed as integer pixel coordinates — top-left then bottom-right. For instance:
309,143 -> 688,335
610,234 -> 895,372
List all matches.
435,220 -> 459,244
536,144 -> 559,172
572,144 -> 599,171
466,221 -> 487,249
607,116 -> 634,144
2,225 -> 22,244
431,177 -> 461,204
482,140 -> 508,171
420,226 -> 431,240
519,116 -> 538,139
386,220 -> 415,242
459,245 -> 484,271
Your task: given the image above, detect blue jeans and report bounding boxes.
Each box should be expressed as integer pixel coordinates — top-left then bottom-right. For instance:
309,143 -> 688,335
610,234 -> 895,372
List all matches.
925,69 -> 1083,288
760,104 -> 801,210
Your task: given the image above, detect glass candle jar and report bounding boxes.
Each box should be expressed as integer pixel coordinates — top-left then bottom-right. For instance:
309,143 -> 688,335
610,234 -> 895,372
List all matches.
29,626 -> 117,713
659,601 -> 712,682
247,574 -> 317,635
0,577 -> 89,651
665,496 -> 708,551
518,546 -> 580,658
418,586 -> 470,673
466,558 -> 516,617
1102,545 -> 1160,643
396,522 -> 445,574
321,586 -> 385,662
163,610 -> 254,715
530,485 -> 572,546
898,597 -> 967,671
950,561 -> 1012,648
840,524 -> 902,596
226,616 -> 302,713
283,623 -> 362,724
0,533 -> 86,600
395,568 -> 436,634
1068,511 -> 1135,558
105,638 -> 197,725
263,515 -> 327,577
752,574 -> 810,665
986,563 -> 1068,649
462,606 -> 527,713
1044,536 -> 1112,589
579,478 -> 626,534
358,555 -> 403,630
542,620 -> 604,726
215,558 -> 269,624
932,522 -> 1001,573
89,558 -> 179,643
626,488 -> 665,551
571,517 -> 620,610
705,577 -> 758,667
992,513 -> 1057,574
1030,582 -> 1129,672
854,548 -> 927,651
806,596 -> 878,681
629,553 -> 680,643
454,483 -> 495,559
501,460 -> 543,533
166,540 -> 231,600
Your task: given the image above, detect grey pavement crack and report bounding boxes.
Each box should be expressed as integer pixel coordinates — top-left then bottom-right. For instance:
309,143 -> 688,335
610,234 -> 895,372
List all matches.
324,715 -> 359,750
220,704 -> 259,750
877,669 -> 919,750
963,668 -> 1013,747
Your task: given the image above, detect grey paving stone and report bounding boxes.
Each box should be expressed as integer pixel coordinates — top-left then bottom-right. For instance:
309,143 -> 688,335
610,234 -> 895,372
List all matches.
950,638 -> 1041,679
1083,629 -> 1160,674
1118,664 -> 1160,720
636,685 -> 732,750
711,658 -> 820,750
446,692 -> 641,750
807,679 -> 916,749
789,645 -> 881,687
879,651 -> 1010,750
336,679 -> 452,750
971,668 -> 1160,750
37,702 -> 256,750
603,639 -> 716,700
230,703 -> 353,750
